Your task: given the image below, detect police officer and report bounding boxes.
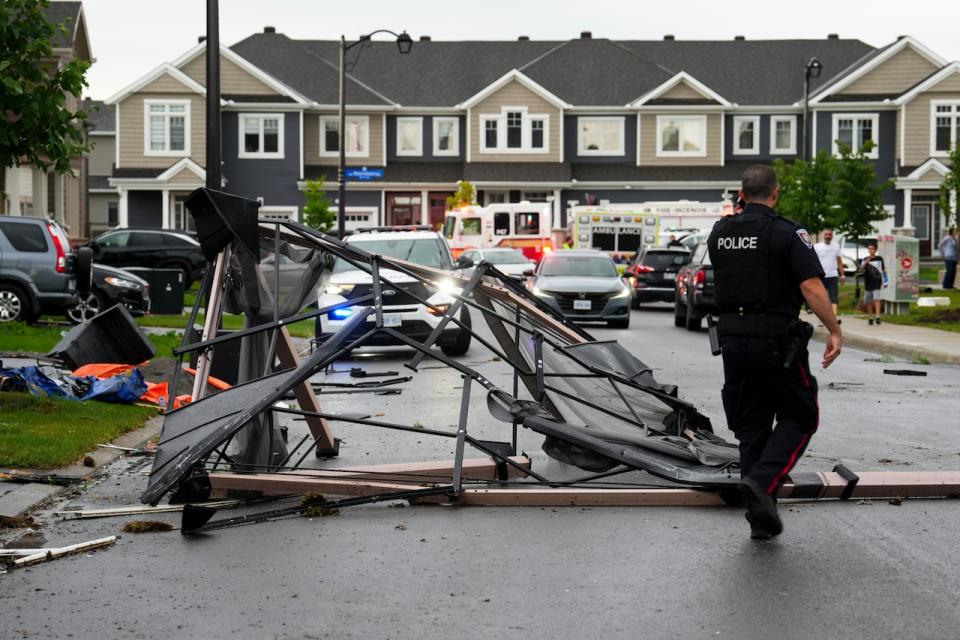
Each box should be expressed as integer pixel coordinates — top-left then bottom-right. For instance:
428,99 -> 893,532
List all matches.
708,165 -> 842,539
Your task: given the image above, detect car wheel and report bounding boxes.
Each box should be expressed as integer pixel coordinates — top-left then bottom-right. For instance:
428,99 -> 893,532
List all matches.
440,307 -> 472,357
66,291 -> 105,324
0,284 -> 30,323
674,297 -> 686,328
685,303 -> 701,331
607,315 -> 631,329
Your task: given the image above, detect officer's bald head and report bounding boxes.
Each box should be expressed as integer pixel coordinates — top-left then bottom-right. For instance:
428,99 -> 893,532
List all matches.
741,165 -> 779,204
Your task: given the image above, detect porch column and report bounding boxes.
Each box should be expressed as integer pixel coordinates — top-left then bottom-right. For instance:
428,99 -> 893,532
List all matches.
5,167 -> 22,215
903,188 -> 913,229
552,188 -> 562,229
53,174 -> 65,223
420,189 -> 429,226
161,189 -> 170,229
118,188 -> 129,228
31,167 -> 47,217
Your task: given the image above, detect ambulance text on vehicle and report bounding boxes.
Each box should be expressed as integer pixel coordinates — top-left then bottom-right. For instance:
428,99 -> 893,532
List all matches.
443,203 -> 554,262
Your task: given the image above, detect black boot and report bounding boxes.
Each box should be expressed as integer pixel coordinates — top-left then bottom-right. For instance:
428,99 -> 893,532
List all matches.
740,478 -> 783,539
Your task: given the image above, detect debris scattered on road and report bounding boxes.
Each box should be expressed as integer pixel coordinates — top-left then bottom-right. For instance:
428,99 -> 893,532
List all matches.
121,520 -> 173,533
888,496 -> 904,506
0,515 -> 38,529
57,500 -> 242,520
0,470 -> 84,486
83,455 -> 95,467
10,535 -> 117,568
883,369 -> 928,376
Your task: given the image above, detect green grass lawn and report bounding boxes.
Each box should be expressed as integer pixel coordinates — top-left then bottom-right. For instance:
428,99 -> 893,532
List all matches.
0,392 -> 157,468
135,313 -> 315,338
0,322 -> 182,359
837,281 -> 960,333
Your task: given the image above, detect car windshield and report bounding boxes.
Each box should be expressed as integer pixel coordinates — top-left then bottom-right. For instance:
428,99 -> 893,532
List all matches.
485,251 -> 528,265
642,252 -> 689,268
540,256 -> 618,277
335,238 -> 446,272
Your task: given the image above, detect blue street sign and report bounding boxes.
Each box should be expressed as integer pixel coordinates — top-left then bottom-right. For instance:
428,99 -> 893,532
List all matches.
344,167 -> 384,181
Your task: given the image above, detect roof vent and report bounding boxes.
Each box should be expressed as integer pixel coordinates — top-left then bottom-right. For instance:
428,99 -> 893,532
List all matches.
663,34 -> 675,41
518,35 -> 530,41
580,31 -> 592,39
897,34 -> 908,40
197,36 -> 206,43
827,33 -> 839,39
734,35 -> 745,41
419,35 -> 431,41
264,26 -> 276,34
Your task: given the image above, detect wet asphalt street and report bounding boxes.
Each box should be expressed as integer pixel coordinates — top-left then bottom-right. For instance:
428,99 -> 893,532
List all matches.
3,304 -> 960,640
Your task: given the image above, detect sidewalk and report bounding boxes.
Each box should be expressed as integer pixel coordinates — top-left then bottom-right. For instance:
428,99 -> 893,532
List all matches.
813,316 -> 960,365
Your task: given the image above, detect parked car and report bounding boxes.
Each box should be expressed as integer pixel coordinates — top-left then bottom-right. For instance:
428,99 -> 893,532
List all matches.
527,249 -> 632,328
65,264 -> 150,324
86,229 -> 206,288
673,241 -> 716,331
0,217 -> 82,323
455,247 -> 535,279
316,227 -> 472,356
625,246 -> 691,308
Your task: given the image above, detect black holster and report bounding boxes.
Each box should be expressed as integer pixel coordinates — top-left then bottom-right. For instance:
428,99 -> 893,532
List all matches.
783,320 -> 814,369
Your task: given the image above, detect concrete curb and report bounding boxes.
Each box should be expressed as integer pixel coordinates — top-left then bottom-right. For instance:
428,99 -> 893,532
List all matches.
0,414 -> 163,518
812,326 -> 960,366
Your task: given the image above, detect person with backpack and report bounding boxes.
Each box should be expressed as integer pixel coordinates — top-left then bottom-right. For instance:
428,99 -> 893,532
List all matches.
858,243 -> 886,325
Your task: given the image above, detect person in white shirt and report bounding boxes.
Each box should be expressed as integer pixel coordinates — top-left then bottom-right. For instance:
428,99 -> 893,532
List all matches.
813,228 -> 845,315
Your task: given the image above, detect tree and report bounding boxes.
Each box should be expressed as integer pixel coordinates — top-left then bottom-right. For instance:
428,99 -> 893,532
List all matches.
938,143 -> 960,230
302,177 -> 335,232
446,180 -> 476,209
0,0 -> 91,182
773,150 -> 836,233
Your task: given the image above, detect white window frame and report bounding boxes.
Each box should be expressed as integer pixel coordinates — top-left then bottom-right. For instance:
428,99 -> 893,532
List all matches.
395,117 -> 423,157
478,107 -> 550,154
318,115 -> 370,158
930,100 -> 960,157
238,113 -> 284,159
143,99 -> 191,157
831,113 -> 879,159
655,115 -> 707,158
432,117 -> 460,156
732,115 -> 760,155
770,115 -> 797,155
577,116 -> 625,156
258,205 -> 299,222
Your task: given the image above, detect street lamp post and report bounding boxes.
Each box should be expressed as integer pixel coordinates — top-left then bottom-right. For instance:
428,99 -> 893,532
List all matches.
801,57 -> 823,162
337,30 -> 413,238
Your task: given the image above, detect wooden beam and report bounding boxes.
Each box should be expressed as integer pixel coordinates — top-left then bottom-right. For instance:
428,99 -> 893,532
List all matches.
414,487 -> 726,507
274,325 -> 336,451
207,474 -> 428,497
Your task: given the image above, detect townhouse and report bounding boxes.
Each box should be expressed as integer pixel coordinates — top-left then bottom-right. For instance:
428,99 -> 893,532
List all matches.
2,2 -> 92,241
104,29 -> 960,257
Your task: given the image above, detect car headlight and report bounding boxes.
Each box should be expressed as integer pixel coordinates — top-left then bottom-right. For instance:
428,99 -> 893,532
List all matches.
325,284 -> 355,296
613,283 -> 632,298
104,276 -> 140,289
435,278 -> 463,295
531,286 -> 552,297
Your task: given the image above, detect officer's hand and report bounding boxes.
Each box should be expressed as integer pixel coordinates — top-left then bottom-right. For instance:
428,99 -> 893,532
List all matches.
822,333 -> 842,369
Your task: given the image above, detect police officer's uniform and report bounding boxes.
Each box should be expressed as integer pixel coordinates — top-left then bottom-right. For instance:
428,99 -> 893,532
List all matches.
707,202 -> 824,499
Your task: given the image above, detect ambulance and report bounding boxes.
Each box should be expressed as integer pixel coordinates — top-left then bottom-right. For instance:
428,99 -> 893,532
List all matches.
442,202 -> 554,262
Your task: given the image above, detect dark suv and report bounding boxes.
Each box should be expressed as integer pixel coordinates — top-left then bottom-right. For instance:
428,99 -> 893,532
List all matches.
88,229 -> 206,287
626,247 -> 691,308
673,241 -> 715,331
0,217 -> 80,322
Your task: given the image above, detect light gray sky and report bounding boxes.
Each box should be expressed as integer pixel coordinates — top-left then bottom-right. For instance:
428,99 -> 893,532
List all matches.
81,0 -> 960,100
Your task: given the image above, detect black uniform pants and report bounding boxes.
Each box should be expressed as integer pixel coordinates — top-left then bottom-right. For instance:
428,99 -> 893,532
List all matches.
720,335 -> 819,496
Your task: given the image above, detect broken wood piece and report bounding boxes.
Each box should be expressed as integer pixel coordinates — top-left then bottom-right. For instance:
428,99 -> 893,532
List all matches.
275,326 -> 336,451
208,475 -> 430,498
56,500 -> 242,520
412,487 -> 726,507
11,536 -> 117,568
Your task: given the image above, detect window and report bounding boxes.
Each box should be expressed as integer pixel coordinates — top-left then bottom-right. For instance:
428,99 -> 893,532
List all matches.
493,211 -> 510,235
522,191 -> 549,203
318,115 -> 369,157
479,108 -> 550,153
831,113 -> 878,158
238,114 -> 283,159
433,117 -> 459,156
932,101 -> 960,155
107,202 -> 118,227
656,115 -> 706,157
770,116 -> 797,154
144,100 -> 190,156
97,231 -> 129,248
396,117 -> 423,156
0,222 -> 47,252
515,211 -> 540,235
578,117 -> 624,155
732,116 -> 759,155
462,217 -> 482,235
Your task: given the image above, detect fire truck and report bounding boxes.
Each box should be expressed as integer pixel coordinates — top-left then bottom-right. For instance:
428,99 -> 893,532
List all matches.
442,202 -> 555,262
569,201 -> 732,258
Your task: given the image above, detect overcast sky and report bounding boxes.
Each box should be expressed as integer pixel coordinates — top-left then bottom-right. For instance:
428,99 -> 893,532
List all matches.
80,0 -> 960,100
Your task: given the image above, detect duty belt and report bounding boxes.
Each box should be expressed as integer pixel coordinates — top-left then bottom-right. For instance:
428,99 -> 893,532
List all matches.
717,312 -> 796,338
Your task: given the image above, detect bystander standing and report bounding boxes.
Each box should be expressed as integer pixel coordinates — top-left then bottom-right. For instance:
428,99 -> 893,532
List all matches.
939,227 -> 957,289
814,228 -> 845,316
858,243 -> 886,325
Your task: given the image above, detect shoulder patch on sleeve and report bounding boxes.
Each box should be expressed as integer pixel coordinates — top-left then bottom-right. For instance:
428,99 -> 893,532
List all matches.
796,228 -> 813,249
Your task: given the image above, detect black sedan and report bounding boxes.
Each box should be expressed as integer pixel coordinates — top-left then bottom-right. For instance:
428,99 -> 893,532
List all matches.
87,229 -> 206,288
65,264 -> 150,324
625,246 -> 691,308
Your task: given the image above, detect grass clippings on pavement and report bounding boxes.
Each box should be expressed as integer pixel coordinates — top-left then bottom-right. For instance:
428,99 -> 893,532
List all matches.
0,392 -> 156,469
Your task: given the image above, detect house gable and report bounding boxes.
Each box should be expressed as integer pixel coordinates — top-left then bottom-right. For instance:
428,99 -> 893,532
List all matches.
180,53 -> 279,97
917,166 -> 945,182
158,158 -> 205,184
468,77 -> 562,163
629,72 -> 730,107
843,45 -> 940,96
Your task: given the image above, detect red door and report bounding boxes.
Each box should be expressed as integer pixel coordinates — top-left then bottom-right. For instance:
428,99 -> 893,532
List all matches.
428,192 -> 452,230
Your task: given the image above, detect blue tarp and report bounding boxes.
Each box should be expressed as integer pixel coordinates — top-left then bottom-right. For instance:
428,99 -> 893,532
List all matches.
0,366 -> 147,404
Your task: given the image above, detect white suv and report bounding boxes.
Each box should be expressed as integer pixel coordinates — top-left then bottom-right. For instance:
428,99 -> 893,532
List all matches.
315,228 -> 472,356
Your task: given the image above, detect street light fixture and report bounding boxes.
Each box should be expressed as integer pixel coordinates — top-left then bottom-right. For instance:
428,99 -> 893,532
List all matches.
337,30 -> 413,238
801,57 -> 823,162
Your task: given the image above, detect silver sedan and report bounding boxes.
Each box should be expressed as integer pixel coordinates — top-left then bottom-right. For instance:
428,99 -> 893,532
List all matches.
526,250 -> 632,328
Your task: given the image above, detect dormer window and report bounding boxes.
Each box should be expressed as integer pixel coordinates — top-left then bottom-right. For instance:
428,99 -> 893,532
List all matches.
479,107 -> 549,153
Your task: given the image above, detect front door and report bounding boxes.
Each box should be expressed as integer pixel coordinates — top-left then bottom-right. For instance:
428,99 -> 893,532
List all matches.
173,195 -> 194,232
386,192 -> 421,226
428,192 -> 452,230
911,204 -> 931,256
